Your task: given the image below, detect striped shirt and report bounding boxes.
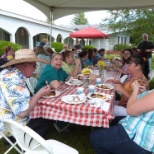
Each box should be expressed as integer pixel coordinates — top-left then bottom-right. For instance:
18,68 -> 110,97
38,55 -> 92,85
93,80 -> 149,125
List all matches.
120,90 -> 154,152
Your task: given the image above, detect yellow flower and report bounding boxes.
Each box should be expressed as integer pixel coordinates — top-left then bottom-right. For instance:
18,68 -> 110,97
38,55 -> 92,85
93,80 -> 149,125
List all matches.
81,68 -> 92,75
97,61 -> 106,67
7,55 -> 13,60
108,55 -> 113,61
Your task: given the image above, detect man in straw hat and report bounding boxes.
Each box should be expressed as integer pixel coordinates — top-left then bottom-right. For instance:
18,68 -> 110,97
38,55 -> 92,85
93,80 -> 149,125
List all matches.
0,49 -> 54,138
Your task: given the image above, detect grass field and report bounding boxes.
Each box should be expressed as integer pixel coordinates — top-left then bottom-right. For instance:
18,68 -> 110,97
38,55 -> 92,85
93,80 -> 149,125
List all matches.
1,55 -> 154,154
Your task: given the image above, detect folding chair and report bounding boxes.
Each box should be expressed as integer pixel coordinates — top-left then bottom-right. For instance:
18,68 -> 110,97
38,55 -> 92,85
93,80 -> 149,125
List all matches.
0,128 -> 22,154
26,77 -> 37,96
3,119 -> 78,154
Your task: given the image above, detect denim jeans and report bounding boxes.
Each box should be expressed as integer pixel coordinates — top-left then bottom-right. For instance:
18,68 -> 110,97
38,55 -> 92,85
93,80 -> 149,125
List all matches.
147,58 -> 152,71
90,124 -> 152,154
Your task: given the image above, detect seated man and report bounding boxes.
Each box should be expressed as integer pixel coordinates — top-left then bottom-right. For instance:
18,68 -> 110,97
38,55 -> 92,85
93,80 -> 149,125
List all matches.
0,49 -> 53,138
90,80 -> 154,154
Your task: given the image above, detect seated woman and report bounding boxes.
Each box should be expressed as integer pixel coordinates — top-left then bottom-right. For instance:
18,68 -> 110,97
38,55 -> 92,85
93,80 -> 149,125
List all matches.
114,49 -> 133,81
90,80 -> 154,154
85,49 -> 94,66
93,48 -> 99,65
61,50 -> 81,76
1,46 -> 15,60
78,50 -> 89,69
97,48 -> 105,59
108,55 -> 149,116
34,46 -> 51,78
35,53 -> 70,92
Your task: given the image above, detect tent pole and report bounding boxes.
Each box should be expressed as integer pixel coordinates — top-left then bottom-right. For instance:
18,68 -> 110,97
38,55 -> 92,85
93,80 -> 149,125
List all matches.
50,9 -> 53,48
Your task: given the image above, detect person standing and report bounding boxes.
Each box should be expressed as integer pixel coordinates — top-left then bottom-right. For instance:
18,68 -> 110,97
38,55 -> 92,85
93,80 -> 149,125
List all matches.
137,33 -> 154,76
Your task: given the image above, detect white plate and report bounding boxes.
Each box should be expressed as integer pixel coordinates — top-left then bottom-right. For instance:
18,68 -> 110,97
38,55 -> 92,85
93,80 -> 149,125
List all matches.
91,65 -> 99,70
61,94 -> 86,104
42,90 -> 61,98
96,84 -> 114,90
65,79 -> 82,86
77,74 -> 84,77
87,92 -> 112,101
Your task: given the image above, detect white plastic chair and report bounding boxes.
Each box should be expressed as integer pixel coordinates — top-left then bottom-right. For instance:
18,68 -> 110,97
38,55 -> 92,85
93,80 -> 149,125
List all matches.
0,128 -> 22,154
148,70 -> 154,82
3,119 -> 79,154
26,77 -> 37,95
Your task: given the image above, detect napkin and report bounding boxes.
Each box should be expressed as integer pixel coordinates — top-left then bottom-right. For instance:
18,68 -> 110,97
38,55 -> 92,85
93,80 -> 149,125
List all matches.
89,98 -> 110,112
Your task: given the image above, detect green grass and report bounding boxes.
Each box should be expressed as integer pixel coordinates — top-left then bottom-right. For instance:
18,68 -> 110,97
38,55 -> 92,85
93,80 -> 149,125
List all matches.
0,124 -> 95,154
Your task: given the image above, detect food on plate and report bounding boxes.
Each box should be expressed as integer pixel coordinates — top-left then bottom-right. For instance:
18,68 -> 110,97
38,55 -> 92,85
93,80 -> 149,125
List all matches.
66,95 -> 81,103
91,93 -> 107,100
81,68 -> 92,75
97,84 -> 111,89
46,90 -> 56,96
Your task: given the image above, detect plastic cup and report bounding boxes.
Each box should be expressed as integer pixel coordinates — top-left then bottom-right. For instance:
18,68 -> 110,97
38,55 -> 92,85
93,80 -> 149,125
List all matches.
83,78 -> 90,88
96,78 -> 101,85
77,87 -> 84,95
88,85 -> 95,94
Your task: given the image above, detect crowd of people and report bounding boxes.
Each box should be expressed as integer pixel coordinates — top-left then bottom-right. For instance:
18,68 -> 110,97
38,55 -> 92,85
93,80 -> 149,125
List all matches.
0,33 -> 154,153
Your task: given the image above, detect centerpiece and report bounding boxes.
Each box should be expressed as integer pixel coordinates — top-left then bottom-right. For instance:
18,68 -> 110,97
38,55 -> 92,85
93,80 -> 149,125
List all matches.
97,61 -> 106,76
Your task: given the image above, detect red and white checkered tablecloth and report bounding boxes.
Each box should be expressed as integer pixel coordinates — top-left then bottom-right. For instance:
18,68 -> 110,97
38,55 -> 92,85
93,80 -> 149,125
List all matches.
30,71 -> 121,128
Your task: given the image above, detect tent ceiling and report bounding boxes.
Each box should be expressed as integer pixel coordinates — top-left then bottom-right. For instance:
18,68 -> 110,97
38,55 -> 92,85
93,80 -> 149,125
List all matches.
24,0 -> 154,20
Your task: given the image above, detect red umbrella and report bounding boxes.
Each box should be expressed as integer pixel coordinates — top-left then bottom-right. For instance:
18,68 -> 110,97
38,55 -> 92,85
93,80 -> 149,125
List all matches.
69,27 -> 109,39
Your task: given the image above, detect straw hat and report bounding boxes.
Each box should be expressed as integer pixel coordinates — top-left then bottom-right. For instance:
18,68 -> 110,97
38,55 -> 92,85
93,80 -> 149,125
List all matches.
0,49 -> 50,68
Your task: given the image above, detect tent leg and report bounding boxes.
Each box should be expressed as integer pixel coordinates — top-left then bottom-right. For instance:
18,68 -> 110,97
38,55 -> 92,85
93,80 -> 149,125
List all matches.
50,9 -> 53,48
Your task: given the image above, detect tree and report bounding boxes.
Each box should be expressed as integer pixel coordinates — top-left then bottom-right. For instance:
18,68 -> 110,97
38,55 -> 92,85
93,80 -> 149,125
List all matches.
101,9 -> 154,45
71,12 -> 88,25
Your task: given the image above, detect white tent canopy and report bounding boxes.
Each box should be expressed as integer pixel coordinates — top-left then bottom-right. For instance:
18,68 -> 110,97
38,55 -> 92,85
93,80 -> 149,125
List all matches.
24,0 -> 154,20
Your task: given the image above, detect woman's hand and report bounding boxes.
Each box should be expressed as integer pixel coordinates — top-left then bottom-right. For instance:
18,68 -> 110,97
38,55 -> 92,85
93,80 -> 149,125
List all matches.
114,84 -> 124,93
131,80 -> 139,93
139,86 -> 146,93
75,59 -> 81,66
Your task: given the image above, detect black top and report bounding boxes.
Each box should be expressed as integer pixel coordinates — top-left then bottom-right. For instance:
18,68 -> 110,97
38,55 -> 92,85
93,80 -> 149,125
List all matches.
137,41 -> 154,58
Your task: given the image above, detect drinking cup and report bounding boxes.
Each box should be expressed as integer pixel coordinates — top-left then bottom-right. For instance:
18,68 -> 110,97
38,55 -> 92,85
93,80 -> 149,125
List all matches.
96,78 -> 101,85
88,85 -> 95,94
83,78 -> 90,88
77,87 -> 84,95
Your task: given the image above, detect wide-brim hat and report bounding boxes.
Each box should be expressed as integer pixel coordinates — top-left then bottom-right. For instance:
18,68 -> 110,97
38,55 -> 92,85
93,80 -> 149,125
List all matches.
0,49 -> 50,68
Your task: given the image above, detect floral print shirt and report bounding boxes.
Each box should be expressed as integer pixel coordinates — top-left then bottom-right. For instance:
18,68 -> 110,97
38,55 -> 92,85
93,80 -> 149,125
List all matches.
119,74 -> 149,107
0,67 -> 30,132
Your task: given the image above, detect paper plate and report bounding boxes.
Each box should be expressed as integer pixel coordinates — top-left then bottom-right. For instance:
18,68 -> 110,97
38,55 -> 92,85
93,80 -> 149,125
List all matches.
61,94 -> 86,104
87,92 -> 112,101
42,91 -> 61,98
96,84 -> 114,90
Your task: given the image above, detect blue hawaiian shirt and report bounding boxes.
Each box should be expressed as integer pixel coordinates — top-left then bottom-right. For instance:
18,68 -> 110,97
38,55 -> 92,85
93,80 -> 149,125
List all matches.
0,67 -> 30,132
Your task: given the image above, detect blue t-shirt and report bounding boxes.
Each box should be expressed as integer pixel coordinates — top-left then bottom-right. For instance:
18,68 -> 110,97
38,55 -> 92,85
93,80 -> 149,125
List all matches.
86,58 -> 93,66
35,64 -> 68,92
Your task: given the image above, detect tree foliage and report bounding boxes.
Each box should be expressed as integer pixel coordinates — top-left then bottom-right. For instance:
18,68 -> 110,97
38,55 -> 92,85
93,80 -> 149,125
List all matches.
101,9 -> 154,45
71,12 -> 88,25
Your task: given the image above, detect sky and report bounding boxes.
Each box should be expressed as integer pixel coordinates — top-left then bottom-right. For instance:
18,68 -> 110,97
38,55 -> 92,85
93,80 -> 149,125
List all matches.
0,0 -> 110,25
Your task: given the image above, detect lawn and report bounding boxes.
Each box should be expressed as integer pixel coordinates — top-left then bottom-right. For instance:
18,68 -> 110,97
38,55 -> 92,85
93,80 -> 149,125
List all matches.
1,54 -> 154,154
